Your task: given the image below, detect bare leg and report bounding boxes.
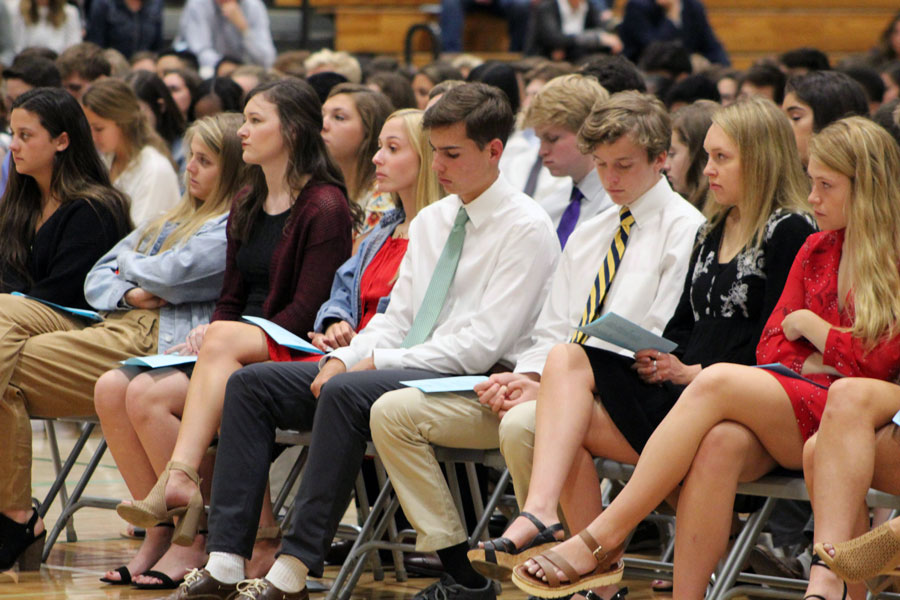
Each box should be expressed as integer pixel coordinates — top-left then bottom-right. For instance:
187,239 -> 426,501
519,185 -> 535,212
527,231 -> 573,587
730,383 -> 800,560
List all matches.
500,345 -> 639,547
164,321 -> 268,506
674,422 -> 776,599
805,379 -> 900,600
95,367 -> 177,581
523,363 -> 803,582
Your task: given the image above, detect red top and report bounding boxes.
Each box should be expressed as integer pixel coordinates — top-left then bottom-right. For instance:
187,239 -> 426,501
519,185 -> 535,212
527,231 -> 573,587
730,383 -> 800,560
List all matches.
213,182 -> 353,336
357,236 -> 409,331
757,229 -> 900,439
267,234 -> 409,364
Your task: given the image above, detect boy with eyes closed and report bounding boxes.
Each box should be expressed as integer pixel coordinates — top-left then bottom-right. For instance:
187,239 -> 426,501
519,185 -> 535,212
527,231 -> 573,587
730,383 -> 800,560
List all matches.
525,74 -> 614,249
365,91 -> 704,599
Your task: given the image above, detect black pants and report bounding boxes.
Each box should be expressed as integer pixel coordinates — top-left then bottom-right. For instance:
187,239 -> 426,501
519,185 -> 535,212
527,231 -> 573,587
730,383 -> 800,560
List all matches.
205,361 -> 441,577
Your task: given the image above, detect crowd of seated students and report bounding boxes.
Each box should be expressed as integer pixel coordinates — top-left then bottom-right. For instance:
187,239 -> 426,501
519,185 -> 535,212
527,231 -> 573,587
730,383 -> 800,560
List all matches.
6,18 -> 900,600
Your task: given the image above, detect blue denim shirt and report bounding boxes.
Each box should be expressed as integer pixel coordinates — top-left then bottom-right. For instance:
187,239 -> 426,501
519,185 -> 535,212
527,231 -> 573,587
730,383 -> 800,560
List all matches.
84,213 -> 228,352
313,208 -> 405,332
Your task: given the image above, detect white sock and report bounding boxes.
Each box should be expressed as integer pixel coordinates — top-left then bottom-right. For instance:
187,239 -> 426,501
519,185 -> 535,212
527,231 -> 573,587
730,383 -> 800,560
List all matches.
206,552 -> 245,584
265,554 -> 308,593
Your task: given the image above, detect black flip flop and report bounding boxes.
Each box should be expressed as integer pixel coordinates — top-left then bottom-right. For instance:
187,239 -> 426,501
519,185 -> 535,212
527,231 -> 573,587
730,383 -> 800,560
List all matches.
131,569 -> 185,590
99,565 -> 131,585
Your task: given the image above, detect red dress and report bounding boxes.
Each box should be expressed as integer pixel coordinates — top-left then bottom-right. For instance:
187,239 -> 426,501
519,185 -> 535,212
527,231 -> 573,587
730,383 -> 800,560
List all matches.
267,236 -> 409,362
756,229 -> 900,440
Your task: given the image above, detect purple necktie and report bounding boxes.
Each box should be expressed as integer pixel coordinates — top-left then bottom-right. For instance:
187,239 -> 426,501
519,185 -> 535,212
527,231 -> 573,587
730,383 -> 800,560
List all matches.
557,186 -> 583,249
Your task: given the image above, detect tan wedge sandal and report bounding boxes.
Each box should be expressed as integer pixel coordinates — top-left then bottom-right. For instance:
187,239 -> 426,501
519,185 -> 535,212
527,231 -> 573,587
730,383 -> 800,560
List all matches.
116,460 -> 204,546
511,530 -> 624,598
815,521 -> 900,589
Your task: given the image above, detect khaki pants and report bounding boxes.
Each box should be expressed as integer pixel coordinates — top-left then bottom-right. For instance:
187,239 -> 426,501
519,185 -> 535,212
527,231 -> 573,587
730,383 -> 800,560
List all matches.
0,294 -> 158,511
370,390 -> 539,552
497,400 -> 536,510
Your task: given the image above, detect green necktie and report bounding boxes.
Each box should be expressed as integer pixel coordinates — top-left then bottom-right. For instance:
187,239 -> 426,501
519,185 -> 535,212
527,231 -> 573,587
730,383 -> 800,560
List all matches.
570,206 -> 635,344
402,206 -> 470,348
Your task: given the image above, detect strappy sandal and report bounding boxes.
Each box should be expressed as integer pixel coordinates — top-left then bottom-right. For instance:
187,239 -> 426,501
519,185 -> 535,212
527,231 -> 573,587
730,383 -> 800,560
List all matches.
511,530 -> 624,598
468,511 -> 564,581
815,522 -> 900,592
116,460 -> 204,547
803,554 -> 847,600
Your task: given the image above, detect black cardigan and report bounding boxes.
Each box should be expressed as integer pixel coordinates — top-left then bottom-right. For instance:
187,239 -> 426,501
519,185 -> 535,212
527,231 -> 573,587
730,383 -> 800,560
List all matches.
0,198 -> 131,309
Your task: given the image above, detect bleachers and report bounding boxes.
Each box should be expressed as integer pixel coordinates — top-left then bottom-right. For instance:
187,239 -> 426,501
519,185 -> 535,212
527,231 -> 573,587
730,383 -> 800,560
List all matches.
285,0 -> 898,70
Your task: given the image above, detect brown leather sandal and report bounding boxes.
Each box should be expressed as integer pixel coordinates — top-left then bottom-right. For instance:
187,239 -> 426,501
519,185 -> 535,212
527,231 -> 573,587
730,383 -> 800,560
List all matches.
510,530 -> 624,598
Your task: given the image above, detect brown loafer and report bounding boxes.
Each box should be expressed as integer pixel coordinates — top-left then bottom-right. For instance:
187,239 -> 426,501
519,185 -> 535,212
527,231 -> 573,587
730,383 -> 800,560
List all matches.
233,578 -> 309,600
166,568 -> 238,600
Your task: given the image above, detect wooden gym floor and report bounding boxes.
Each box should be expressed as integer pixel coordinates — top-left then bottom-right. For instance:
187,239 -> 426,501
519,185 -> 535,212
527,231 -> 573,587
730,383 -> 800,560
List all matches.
0,426 -> 658,600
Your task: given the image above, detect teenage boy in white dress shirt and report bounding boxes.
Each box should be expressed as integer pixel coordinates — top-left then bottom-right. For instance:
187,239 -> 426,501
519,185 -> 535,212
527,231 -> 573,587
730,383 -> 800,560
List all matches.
524,74 -> 614,248
367,91 -> 705,595
167,82 -> 559,600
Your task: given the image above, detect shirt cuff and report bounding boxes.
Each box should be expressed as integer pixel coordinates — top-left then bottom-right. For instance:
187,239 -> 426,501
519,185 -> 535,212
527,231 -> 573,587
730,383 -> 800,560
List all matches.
373,347 -> 409,370
323,347 -> 356,370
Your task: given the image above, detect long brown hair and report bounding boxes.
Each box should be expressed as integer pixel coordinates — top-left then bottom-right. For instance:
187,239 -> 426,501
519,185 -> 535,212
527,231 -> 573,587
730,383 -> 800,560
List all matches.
19,0 -> 68,27
229,79 -> 355,242
0,88 -> 131,289
326,83 -> 393,205
81,78 -> 175,179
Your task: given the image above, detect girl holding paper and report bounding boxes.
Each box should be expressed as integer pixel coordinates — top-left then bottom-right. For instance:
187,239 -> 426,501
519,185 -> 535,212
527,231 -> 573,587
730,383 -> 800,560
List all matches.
472,97 -> 815,592
511,116 -> 900,599
109,78 -> 353,587
306,108 -> 441,355
86,112 -> 249,587
0,87 -> 131,572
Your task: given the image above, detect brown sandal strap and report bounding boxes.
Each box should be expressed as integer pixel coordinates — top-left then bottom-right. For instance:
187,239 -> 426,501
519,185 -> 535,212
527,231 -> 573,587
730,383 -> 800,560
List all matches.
578,530 -> 600,553
539,548 -> 580,587
532,554 -> 560,587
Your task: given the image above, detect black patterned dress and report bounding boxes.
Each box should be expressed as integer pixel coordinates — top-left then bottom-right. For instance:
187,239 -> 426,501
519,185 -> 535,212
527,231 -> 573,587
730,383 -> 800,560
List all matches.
591,208 -> 816,452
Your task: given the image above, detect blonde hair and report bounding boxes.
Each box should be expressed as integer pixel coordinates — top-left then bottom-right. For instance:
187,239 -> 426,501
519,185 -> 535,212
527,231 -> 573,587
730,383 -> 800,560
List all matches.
524,74 -> 609,134
577,91 -> 671,160
707,96 -> 810,249
304,49 -> 362,83
135,113 -> 251,253
809,116 -> 900,348
81,78 -> 174,179
383,109 -> 442,215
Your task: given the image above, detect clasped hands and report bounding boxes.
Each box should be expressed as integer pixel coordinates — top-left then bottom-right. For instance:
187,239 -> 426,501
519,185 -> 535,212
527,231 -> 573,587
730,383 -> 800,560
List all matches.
473,372 -> 540,419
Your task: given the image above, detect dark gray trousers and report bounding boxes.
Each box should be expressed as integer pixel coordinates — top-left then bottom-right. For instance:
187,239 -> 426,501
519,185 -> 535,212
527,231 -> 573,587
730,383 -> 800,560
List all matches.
206,361 -> 440,577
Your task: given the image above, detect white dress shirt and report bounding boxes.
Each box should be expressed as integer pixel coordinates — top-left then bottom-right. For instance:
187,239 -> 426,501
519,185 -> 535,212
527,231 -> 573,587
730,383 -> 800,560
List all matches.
538,168 -> 612,229
556,0 -> 589,34
514,175 -> 706,375
500,129 -> 571,207
328,174 -> 560,374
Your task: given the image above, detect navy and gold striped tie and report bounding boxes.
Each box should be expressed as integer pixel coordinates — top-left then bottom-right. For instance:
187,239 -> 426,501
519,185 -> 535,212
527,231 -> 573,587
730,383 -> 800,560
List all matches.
570,206 -> 636,344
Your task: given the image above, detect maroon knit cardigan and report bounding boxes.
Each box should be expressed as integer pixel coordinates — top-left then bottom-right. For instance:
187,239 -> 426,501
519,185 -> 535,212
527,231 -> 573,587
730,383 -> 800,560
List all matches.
211,181 -> 353,335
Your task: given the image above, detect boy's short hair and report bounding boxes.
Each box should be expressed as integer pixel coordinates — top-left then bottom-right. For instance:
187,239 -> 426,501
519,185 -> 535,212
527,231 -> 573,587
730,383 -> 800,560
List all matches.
579,55 -> 647,94
3,56 -> 61,88
524,74 -> 609,133
423,82 -> 514,148
739,64 -> 787,104
56,42 -> 111,81
577,91 -> 671,161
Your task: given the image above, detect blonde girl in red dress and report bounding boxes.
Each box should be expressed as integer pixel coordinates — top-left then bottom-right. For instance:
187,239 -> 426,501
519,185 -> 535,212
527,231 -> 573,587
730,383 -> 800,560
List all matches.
512,115 -> 900,600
